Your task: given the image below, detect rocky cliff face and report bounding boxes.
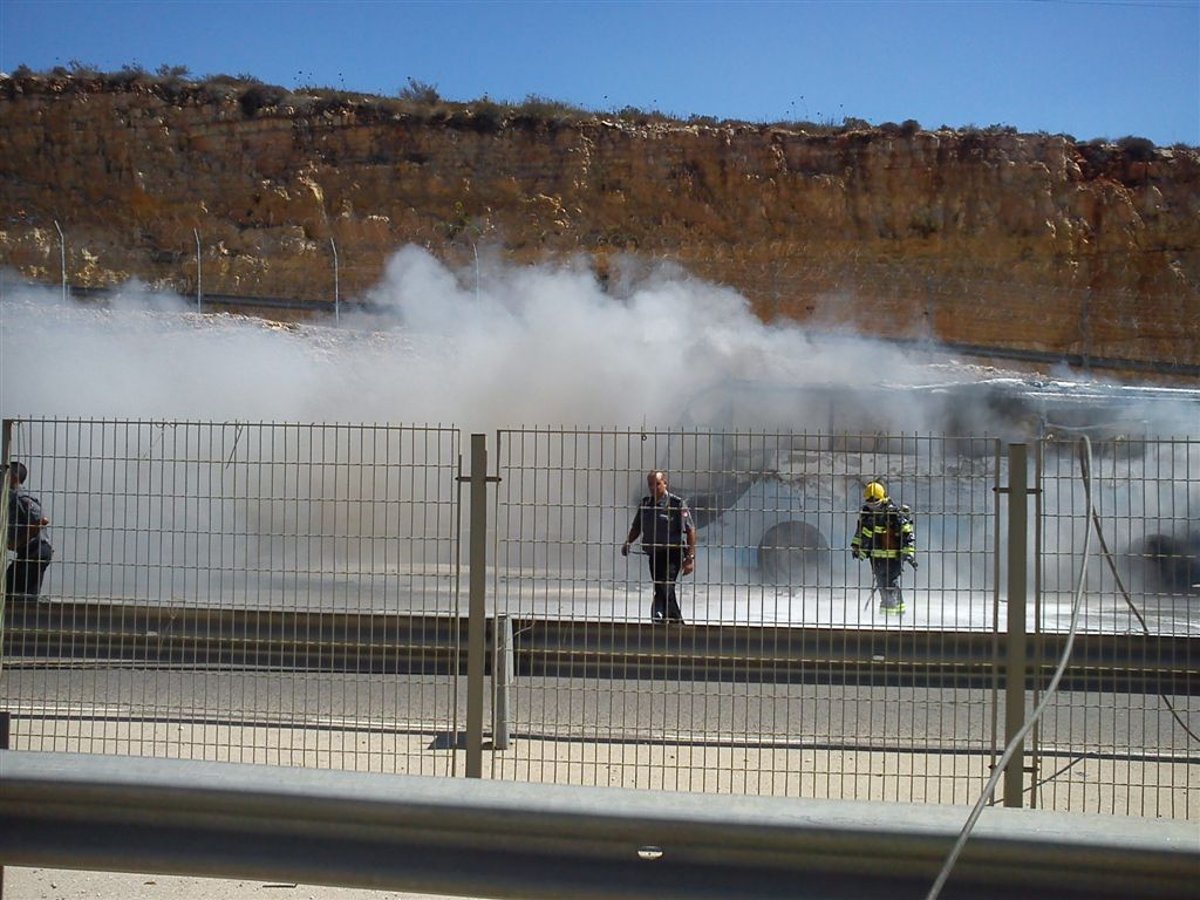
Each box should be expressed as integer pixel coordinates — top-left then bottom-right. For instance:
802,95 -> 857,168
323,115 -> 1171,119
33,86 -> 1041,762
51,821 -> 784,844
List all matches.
2,74 -> 1197,375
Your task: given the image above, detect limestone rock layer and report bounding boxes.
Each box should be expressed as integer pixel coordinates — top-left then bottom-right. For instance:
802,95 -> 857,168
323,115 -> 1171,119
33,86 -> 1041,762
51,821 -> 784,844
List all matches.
1,76 -> 1197,374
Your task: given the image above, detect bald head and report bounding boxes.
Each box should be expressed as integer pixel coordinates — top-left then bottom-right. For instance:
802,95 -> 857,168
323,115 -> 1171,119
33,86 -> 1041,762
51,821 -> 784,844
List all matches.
647,470 -> 668,499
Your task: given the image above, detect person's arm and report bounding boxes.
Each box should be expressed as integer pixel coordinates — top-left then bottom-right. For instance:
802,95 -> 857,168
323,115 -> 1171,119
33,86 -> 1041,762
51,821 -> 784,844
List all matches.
680,501 -> 697,573
682,525 -> 697,573
901,510 -> 917,567
27,497 -> 47,542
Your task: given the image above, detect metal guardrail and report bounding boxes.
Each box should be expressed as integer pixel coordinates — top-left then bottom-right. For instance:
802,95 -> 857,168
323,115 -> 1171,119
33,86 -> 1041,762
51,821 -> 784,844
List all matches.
4,601 -> 1196,694
1,750 -> 1197,900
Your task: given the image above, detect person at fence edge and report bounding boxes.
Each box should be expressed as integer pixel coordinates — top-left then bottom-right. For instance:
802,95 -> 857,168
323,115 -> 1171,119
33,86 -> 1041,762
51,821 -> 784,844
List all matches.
5,460 -> 53,601
851,481 -> 916,613
621,470 -> 697,624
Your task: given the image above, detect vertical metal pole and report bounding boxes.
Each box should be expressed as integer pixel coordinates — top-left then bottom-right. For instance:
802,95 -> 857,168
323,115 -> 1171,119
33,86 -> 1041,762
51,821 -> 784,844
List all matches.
53,220 -> 66,302
1,421 -> 11,900
472,241 -> 480,303
465,433 -> 488,777
1004,442 -> 1029,808
1,418 -> 12,606
493,614 -> 514,750
925,276 -> 934,343
1030,439 -> 1046,807
194,228 -> 202,313
0,709 -> 6,899
330,237 -> 340,323
1081,287 -> 1091,374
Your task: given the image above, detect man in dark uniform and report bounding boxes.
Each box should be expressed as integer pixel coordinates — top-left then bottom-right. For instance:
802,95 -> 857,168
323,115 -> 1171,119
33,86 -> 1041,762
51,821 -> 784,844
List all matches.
622,470 -> 697,623
851,480 -> 916,613
6,460 -> 54,601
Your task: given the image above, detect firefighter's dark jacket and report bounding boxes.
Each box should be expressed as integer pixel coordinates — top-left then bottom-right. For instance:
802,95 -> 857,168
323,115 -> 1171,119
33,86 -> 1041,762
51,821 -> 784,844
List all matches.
851,499 -> 916,561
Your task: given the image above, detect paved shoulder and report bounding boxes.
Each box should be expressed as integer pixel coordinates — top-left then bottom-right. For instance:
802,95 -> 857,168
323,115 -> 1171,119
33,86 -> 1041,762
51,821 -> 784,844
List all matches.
5,868 -> 482,900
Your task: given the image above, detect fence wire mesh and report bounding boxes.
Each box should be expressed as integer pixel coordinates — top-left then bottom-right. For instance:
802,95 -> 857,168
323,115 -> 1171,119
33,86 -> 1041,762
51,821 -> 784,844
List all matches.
1,418 -> 1196,818
1,418 -> 463,775
1030,436 -> 1198,817
490,428 -> 1006,804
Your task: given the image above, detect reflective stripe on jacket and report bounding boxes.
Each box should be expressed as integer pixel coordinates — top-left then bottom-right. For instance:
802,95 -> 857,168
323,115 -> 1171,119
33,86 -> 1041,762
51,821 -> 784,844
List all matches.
851,501 -> 915,560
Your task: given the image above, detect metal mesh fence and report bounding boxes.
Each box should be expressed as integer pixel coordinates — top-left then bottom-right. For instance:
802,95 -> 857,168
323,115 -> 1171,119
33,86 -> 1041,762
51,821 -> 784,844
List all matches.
1030,437 -> 1199,817
1,418 -> 463,775
490,428 -> 1006,802
2,419 -> 1196,818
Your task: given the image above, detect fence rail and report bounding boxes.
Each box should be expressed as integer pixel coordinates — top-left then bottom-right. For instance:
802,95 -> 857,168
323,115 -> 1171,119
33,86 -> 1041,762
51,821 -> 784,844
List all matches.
5,603 -> 1195,694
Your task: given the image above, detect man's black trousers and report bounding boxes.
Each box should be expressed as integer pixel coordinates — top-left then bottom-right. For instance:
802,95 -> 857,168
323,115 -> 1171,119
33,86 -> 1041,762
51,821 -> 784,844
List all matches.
5,540 -> 52,600
646,546 -> 685,623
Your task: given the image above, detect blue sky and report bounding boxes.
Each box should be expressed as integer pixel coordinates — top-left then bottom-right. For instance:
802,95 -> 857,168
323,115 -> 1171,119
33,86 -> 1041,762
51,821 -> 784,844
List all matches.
2,0 -> 1197,146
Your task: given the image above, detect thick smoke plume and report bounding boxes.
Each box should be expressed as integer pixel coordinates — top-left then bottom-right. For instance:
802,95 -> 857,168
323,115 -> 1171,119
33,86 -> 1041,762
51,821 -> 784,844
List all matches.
1,250 -> 1195,628
2,247 -> 1008,429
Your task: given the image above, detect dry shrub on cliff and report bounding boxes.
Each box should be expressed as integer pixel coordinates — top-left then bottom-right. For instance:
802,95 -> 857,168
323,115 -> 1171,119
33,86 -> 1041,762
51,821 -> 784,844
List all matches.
515,94 -> 586,123
67,59 -> 102,79
239,83 -> 286,116
156,64 -> 191,82
616,105 -> 674,127
1116,135 -> 1157,162
469,99 -> 508,133
398,77 -> 440,106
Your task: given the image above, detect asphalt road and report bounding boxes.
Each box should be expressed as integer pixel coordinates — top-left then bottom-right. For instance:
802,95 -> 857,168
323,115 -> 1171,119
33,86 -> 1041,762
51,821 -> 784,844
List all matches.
3,665 -> 1192,758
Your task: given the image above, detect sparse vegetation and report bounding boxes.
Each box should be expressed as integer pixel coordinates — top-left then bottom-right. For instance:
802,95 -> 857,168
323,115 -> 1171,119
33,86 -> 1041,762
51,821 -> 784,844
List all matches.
1116,135 -> 1157,162
239,83 -> 286,116
156,64 -> 191,81
515,94 -> 585,121
468,98 -> 507,133
398,77 -> 440,106
110,62 -> 149,87
67,59 -> 101,79
0,63 -> 1192,152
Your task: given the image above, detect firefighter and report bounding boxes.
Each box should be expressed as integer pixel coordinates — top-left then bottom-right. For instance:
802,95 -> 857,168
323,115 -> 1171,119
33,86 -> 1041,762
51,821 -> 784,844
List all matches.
851,481 -> 916,613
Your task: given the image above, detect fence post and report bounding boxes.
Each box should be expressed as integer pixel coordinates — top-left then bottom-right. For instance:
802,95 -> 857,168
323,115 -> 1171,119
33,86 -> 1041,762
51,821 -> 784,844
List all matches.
53,220 -> 66,303
462,433 -> 499,777
493,614 -> 514,750
0,709 -> 7,898
1081,287 -> 1091,373
194,228 -> 202,313
1,419 -> 11,613
1003,442 -> 1029,808
330,237 -> 340,323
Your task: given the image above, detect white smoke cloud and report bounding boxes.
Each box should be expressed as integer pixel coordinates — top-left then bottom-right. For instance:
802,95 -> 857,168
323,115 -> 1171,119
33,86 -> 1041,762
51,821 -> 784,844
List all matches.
1,251 -> 1195,625
1,246 -> 985,429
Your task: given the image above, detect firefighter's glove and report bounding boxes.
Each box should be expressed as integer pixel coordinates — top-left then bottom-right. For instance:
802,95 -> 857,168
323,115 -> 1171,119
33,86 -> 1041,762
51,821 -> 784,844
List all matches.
905,557 -> 918,570
851,548 -> 862,560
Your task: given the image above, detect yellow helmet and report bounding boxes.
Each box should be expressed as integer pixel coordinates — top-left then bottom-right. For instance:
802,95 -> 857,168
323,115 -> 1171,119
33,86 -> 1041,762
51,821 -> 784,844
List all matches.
864,482 -> 886,502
